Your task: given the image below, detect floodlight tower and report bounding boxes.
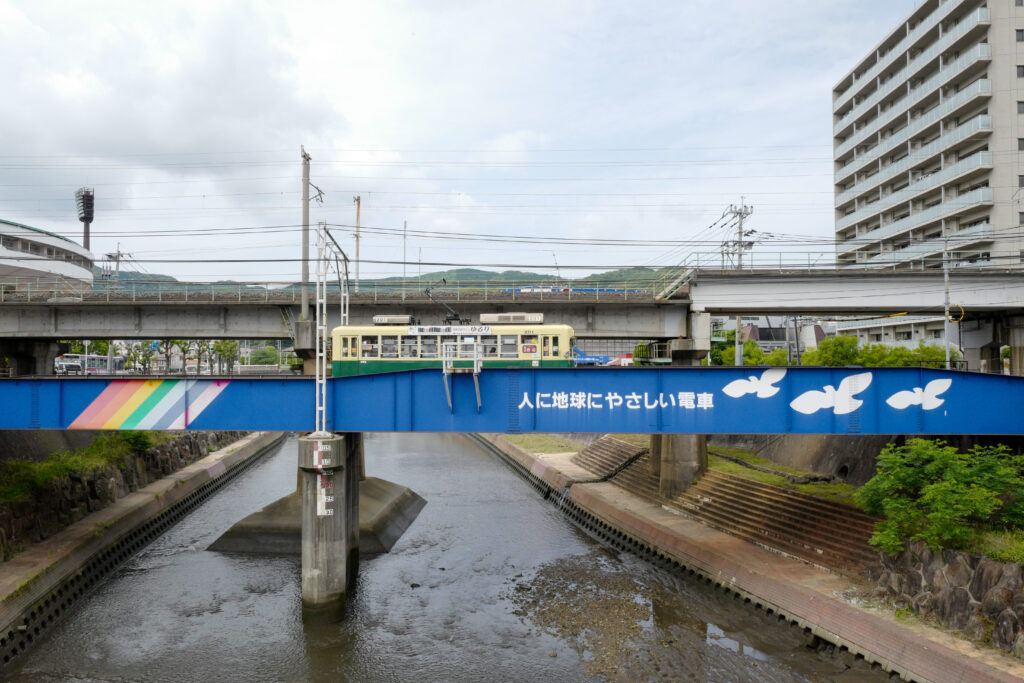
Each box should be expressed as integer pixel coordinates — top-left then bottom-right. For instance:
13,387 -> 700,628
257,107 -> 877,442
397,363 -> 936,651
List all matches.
75,188 -> 95,251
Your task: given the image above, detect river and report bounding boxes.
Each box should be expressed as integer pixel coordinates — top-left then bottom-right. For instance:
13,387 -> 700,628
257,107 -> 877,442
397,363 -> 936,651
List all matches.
8,433 -> 886,682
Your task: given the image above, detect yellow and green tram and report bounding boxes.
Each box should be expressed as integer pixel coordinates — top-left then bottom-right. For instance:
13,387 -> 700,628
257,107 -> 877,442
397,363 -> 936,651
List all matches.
331,315 -> 575,377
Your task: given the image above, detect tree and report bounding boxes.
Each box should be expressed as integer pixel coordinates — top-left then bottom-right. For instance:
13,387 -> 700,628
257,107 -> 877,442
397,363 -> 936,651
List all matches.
800,335 -> 859,366
62,339 -> 110,356
157,339 -> 187,374
857,439 -> 1024,555
125,342 -> 156,373
211,340 -> 239,374
763,348 -> 789,366
249,345 -> 279,365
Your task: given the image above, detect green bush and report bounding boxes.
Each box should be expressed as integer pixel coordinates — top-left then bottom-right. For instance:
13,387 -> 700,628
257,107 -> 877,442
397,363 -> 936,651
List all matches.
857,439 -> 1024,555
0,432 -> 160,503
121,431 -> 153,454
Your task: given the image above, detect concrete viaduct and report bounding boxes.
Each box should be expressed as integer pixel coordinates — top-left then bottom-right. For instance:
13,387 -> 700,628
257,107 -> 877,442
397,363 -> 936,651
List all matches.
2,269 -> 1024,374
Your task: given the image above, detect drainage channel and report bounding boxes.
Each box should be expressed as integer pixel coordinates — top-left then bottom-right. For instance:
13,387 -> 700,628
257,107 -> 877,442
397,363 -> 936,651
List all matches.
0,434 -> 285,670
465,434 -> 906,682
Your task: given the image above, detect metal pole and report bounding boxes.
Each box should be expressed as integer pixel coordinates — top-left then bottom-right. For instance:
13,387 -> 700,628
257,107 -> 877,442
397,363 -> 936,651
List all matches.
943,226 -> 951,370
403,220 -> 407,301
793,316 -> 802,365
301,146 -> 311,320
353,196 -> 361,292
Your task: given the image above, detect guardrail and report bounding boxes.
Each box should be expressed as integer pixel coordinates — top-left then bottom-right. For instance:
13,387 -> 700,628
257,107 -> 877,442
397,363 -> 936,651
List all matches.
0,276 -> 665,304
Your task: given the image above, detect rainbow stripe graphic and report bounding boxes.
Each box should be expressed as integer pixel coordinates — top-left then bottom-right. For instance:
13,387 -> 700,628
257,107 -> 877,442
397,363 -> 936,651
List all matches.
69,379 -> 230,430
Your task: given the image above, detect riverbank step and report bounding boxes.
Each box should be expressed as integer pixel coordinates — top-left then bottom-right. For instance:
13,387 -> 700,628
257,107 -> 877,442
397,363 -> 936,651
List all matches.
696,470 -> 878,537
672,470 -> 879,574
570,436 -> 645,479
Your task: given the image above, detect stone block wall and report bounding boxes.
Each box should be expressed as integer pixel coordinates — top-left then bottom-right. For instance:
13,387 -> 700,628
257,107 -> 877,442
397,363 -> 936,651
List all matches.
0,431 -> 246,562
875,540 -> 1024,656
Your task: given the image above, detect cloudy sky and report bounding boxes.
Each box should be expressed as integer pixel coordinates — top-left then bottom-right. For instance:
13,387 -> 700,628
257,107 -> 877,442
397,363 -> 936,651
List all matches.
0,0 -> 917,283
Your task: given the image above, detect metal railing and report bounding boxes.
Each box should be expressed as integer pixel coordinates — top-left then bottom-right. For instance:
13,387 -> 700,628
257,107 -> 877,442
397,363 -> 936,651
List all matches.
0,275 -> 666,305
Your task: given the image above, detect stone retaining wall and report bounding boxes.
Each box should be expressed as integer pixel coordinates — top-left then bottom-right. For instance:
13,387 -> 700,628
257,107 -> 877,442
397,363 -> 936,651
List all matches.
0,431 -> 245,561
876,540 -> 1024,656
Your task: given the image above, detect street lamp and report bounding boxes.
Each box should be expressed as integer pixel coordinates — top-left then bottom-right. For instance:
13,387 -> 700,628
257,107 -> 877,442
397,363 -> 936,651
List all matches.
75,188 -> 95,251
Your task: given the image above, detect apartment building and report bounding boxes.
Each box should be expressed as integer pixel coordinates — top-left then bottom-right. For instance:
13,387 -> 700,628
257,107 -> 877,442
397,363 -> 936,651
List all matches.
832,0 -> 1024,270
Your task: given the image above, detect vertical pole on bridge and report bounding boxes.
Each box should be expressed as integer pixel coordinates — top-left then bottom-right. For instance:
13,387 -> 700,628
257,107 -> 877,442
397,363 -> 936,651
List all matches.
298,433 -> 361,616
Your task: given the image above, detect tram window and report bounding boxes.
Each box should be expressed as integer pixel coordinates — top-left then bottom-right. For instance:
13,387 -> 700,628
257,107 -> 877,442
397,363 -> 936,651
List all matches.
361,335 -> 379,358
521,334 -> 538,354
421,336 -> 439,358
441,335 -> 457,358
500,335 -> 518,358
542,336 -> 551,356
481,335 -> 498,357
341,337 -> 350,358
552,336 -> 559,357
381,335 -> 399,358
400,335 -> 419,358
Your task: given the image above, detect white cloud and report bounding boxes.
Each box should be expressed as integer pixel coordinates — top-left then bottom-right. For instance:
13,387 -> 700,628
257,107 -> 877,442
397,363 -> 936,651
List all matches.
0,0 -> 918,281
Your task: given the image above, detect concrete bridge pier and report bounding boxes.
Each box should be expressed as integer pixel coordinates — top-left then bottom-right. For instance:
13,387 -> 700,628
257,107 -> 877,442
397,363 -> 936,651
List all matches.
650,318 -> 710,496
0,340 -> 58,376
657,434 -> 708,499
298,432 -> 361,616
1008,316 -> 1024,376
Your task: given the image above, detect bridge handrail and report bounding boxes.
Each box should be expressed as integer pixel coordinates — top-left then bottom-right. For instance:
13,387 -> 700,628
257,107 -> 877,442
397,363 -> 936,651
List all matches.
0,276 -> 667,304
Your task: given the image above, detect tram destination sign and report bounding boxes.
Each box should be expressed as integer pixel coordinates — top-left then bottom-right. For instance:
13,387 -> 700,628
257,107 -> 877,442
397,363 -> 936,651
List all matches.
409,325 -> 492,335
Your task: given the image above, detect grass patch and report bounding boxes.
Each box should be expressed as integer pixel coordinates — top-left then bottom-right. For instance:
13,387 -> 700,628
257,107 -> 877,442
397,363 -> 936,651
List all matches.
707,454 -> 863,510
503,434 -> 584,453
608,434 -> 650,447
0,432 -> 160,504
975,529 -> 1024,564
708,446 -> 809,478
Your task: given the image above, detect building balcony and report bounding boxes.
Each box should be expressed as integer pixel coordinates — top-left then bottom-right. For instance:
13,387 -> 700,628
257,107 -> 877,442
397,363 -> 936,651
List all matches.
837,186 -> 992,256
844,222 -> 993,268
834,78 -> 990,186
835,115 -> 991,209
837,152 -> 991,231
833,0 -> 965,114
833,6 -> 988,119
834,41 -> 990,140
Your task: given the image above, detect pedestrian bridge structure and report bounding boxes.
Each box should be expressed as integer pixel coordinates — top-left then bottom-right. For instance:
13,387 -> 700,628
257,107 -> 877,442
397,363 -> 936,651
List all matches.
4,366 -> 1021,435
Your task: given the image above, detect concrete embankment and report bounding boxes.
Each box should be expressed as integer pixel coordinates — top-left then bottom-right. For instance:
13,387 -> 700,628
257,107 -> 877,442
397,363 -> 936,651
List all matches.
0,431 -> 285,668
470,433 -> 1024,683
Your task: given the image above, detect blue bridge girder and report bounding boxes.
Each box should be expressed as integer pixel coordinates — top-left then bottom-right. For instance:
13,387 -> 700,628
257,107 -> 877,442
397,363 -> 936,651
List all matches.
3,366 -> 1021,435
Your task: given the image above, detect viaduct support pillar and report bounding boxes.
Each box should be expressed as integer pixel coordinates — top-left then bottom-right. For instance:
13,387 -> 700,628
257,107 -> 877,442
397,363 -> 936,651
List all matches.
298,432 -> 361,616
659,434 -> 707,499
1009,317 -> 1024,376
648,435 -> 662,478
656,317 -> 710,497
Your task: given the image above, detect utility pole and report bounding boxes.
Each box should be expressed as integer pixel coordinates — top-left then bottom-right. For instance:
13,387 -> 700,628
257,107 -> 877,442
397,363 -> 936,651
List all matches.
942,221 -> 951,369
301,146 -> 311,320
402,220 -> 407,301
724,198 -> 753,366
353,196 -> 361,292
792,316 -> 802,365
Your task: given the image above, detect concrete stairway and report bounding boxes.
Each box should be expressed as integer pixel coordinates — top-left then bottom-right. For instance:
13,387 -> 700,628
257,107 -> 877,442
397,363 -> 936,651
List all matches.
670,469 -> 880,575
570,436 -> 646,479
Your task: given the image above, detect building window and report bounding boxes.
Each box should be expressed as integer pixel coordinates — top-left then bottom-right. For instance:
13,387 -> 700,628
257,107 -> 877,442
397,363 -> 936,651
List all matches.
1019,211 -> 1024,224
897,331 -> 912,341
1018,29 -> 1024,41
932,330 -> 942,339
1019,138 -> 1024,150
1019,102 -> 1024,114
1018,65 -> 1024,77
